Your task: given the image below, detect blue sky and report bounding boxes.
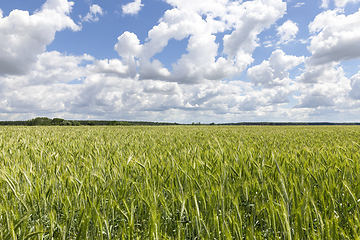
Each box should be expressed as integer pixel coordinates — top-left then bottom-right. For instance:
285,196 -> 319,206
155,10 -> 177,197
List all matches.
1,0 -> 360,123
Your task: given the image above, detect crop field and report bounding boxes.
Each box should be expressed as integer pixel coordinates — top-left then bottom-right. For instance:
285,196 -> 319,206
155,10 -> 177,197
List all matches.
0,126 -> 360,239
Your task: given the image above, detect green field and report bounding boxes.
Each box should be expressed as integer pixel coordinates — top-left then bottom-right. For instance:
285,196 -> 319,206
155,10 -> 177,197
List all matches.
1,126 -> 360,239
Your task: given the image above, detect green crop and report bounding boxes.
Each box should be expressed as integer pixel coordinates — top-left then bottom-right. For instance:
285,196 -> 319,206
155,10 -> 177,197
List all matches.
1,125 -> 360,239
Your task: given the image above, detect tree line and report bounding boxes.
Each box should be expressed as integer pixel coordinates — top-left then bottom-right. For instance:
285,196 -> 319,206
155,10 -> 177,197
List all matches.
0,117 -> 179,126
0,117 -> 359,126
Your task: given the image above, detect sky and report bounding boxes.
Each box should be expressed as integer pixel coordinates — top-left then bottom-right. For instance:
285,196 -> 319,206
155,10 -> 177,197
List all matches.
1,0 -> 360,123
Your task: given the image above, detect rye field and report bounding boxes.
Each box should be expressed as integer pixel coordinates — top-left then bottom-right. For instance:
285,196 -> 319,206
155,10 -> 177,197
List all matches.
0,125 -> 360,239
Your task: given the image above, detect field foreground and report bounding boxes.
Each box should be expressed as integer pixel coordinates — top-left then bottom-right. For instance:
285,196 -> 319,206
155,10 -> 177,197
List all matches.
1,126 -> 360,239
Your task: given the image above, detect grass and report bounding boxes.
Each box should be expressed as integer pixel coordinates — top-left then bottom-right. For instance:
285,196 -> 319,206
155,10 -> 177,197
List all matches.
0,125 -> 360,239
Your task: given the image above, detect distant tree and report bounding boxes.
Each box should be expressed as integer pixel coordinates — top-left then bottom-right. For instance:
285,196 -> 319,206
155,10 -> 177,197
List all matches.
110,121 -> 118,126
27,117 -> 52,126
52,118 -> 65,125
88,121 -> 96,126
60,120 -> 72,126
72,121 -> 81,126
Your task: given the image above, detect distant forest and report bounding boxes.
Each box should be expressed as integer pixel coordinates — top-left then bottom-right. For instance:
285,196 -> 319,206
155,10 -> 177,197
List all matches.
0,117 -> 359,126
0,117 -> 178,126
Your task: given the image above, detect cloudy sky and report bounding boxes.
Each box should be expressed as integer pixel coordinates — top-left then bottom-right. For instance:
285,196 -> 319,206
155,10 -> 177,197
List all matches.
1,0 -> 360,123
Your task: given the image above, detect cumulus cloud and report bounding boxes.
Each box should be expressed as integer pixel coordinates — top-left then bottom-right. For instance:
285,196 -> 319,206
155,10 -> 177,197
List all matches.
80,4 -> 104,22
115,0 -> 287,83
320,0 -> 360,8
122,0 -> 144,16
139,59 -> 171,80
114,31 -> 142,78
0,0 -> 80,76
0,65 -> 356,122
169,33 -> 224,83
114,31 -> 142,58
248,49 -> 304,88
349,72 -> 360,99
307,8 -> 360,65
334,0 -> 360,7
87,59 -> 130,77
29,51 -> 137,83
296,63 -> 335,83
276,20 -> 299,44
295,89 -> 336,108
0,64 -> 309,122
31,51 -> 93,85
295,64 -> 351,109
143,81 -> 180,95
222,0 -> 286,59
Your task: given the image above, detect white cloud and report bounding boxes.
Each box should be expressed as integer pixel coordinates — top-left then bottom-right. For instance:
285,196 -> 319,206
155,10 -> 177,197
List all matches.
307,8 -> 360,65
295,89 -> 336,108
321,0 -> 330,8
296,63 -> 334,83
0,0 -> 80,76
169,33 -> 225,83
31,51 -> 93,84
141,8 -> 204,59
0,62 -> 310,122
320,0 -> 360,8
334,0 -> 360,7
294,2 -> 305,7
88,59 -> 130,77
0,67 -> 357,122
349,72 -> 360,99
80,4 -> 104,22
42,0 -> 76,14
222,0 -> 287,59
295,64 -> 351,108
122,0 -> 144,16
114,31 -> 142,58
115,0 -> 287,84
114,31 -> 142,78
164,0 -> 231,18
276,20 -> 299,44
139,59 -> 171,80
143,81 -> 180,95
248,49 -> 304,88
263,40 -> 273,48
